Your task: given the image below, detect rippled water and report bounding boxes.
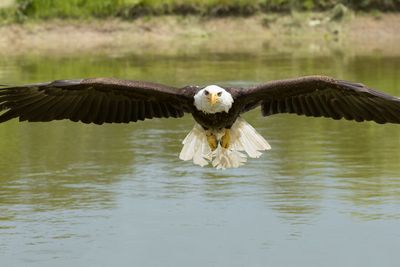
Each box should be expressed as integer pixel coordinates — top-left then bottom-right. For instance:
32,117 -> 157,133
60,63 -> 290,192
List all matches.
1,46 -> 400,267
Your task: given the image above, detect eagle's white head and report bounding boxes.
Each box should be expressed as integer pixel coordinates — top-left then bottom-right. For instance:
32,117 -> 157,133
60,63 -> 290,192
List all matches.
194,85 -> 234,114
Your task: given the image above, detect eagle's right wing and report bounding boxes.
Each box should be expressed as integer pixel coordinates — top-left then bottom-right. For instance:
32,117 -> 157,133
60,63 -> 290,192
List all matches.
0,78 -> 194,124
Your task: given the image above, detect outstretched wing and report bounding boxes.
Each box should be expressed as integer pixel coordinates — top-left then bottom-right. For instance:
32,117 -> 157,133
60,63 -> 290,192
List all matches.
236,76 -> 400,124
0,78 -> 193,124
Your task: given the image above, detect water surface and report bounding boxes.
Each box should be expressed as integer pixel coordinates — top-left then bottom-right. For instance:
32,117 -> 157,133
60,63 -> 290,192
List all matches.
1,45 -> 400,267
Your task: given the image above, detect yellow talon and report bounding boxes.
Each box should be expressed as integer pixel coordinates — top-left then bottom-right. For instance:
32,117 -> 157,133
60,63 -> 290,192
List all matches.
206,132 -> 218,151
220,129 -> 230,149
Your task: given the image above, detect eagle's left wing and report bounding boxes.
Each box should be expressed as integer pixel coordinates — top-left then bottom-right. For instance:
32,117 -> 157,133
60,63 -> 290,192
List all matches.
235,76 -> 400,124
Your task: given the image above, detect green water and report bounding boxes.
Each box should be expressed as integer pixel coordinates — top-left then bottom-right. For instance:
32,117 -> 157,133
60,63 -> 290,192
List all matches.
1,47 -> 400,267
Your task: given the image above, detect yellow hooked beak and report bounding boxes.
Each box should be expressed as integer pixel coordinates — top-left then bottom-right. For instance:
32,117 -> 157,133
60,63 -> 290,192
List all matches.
210,93 -> 218,106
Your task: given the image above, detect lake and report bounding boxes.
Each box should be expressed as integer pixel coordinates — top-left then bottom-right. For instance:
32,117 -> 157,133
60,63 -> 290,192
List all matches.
1,43 -> 400,267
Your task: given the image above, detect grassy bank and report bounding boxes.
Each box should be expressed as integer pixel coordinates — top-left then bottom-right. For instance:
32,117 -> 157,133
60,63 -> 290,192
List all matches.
1,0 -> 400,22
2,14 -> 400,57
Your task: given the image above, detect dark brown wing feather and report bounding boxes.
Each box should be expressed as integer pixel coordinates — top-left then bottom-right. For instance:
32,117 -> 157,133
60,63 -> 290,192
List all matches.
0,78 -> 193,124
236,76 -> 400,124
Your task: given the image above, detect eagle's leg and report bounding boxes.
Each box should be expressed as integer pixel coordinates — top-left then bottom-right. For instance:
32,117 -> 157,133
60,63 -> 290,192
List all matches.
220,128 -> 230,149
206,131 -> 218,151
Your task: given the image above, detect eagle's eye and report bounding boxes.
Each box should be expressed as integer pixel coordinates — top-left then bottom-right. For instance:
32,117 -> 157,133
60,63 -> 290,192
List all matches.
217,92 -> 222,97
204,90 -> 209,95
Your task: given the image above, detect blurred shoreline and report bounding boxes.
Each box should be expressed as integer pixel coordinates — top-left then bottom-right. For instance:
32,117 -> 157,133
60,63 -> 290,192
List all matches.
1,13 -> 400,57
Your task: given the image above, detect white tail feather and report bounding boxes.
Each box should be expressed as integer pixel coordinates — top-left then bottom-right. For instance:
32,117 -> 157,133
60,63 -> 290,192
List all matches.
179,123 -> 211,167
179,117 -> 271,169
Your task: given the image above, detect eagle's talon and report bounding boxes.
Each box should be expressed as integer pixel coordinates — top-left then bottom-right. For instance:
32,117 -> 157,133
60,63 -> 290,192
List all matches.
220,129 -> 230,149
206,132 -> 218,151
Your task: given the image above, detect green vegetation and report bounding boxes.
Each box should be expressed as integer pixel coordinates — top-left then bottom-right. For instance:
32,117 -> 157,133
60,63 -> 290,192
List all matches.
1,0 -> 400,22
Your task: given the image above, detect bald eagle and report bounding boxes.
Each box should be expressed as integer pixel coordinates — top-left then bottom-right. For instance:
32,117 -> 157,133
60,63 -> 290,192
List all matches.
1,76 -> 400,169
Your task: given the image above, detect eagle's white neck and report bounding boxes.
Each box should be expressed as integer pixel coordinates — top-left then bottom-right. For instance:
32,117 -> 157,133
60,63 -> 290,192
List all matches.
194,85 -> 234,114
